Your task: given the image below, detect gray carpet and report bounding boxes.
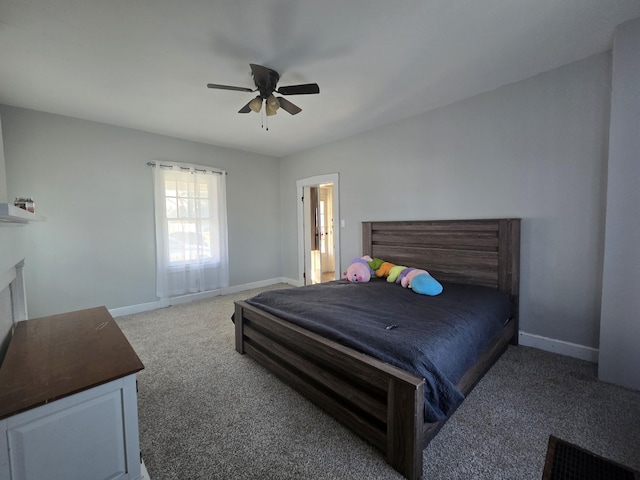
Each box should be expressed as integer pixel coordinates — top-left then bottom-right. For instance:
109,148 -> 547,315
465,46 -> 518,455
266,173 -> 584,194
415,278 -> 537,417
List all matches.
117,285 -> 640,480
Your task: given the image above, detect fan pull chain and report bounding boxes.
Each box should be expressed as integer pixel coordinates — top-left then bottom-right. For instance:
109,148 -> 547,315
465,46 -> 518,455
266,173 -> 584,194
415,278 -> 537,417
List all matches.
257,103 -> 270,131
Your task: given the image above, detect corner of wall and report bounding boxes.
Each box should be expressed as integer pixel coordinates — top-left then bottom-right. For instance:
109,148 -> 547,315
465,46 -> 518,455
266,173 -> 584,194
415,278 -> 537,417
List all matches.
0,111 -> 8,203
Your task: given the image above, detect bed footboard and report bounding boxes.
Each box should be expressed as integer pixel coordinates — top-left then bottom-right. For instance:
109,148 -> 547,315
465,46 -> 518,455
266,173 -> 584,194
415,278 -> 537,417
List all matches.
235,301 -> 425,480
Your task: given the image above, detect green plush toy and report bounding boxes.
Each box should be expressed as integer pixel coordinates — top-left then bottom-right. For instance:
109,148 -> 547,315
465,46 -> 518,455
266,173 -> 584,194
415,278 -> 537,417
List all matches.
367,257 -> 385,271
386,265 -> 407,283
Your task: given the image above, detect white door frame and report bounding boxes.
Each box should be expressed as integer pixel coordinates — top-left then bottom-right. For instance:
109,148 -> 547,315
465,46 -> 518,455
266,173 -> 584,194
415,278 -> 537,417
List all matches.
296,174 -> 340,286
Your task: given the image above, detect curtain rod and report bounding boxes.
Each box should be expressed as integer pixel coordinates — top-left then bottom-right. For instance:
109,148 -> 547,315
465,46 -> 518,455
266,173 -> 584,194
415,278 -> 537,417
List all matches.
146,161 -> 226,175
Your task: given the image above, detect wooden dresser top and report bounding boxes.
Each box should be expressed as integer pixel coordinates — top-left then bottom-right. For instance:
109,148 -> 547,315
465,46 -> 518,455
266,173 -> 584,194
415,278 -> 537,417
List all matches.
0,306 -> 144,420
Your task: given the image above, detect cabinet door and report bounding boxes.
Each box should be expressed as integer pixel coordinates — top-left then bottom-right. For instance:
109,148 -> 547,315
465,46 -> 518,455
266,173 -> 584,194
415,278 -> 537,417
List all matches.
4,376 -> 142,480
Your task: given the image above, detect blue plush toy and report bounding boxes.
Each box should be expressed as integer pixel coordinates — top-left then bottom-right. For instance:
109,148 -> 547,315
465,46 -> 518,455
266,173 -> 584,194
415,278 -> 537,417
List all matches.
411,273 -> 443,296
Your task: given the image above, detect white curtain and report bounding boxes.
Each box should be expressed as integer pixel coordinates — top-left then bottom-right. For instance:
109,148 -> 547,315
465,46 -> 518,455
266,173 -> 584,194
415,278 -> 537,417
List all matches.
153,163 -> 229,298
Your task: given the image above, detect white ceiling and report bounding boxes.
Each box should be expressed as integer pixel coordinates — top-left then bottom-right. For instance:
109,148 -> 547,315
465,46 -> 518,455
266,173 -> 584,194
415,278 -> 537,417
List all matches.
1,0 -> 639,158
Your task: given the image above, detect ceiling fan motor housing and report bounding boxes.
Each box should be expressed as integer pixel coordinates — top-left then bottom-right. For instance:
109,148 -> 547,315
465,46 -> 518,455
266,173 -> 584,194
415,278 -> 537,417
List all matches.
253,65 -> 280,99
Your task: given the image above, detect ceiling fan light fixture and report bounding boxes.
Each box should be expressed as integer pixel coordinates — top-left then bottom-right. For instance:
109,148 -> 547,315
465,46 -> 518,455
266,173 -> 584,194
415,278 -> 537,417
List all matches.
265,103 -> 278,116
249,96 -> 263,113
267,94 -> 280,108
265,94 -> 280,116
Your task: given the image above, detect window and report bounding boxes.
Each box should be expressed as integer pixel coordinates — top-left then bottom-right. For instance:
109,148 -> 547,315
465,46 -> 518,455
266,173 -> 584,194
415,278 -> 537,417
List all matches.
152,163 -> 229,298
163,171 -> 215,264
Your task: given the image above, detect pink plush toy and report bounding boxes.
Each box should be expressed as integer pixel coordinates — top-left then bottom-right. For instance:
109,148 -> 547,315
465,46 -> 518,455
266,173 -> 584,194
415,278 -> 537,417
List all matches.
401,268 -> 429,288
400,268 -> 443,295
396,267 -> 415,284
344,255 -> 374,282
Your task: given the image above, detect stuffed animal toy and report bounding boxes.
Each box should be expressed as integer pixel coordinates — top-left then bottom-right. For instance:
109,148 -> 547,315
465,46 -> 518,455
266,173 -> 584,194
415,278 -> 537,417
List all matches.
411,273 -> 443,296
367,257 -> 385,272
401,268 -> 429,288
344,256 -> 374,282
387,265 -> 407,283
345,254 -> 443,295
375,261 -> 396,278
396,267 -> 415,284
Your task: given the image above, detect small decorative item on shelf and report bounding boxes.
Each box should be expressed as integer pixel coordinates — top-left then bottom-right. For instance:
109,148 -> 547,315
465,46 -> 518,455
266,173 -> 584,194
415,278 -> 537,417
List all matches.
14,197 -> 35,213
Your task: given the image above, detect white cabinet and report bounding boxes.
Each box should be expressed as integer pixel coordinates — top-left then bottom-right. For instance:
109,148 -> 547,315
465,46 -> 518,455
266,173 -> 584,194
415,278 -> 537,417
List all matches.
0,376 -> 142,480
0,307 -> 147,480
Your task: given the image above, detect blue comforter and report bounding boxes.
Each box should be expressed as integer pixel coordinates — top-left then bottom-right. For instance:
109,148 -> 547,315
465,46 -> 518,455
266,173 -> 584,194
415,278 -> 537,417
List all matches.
244,279 -> 513,422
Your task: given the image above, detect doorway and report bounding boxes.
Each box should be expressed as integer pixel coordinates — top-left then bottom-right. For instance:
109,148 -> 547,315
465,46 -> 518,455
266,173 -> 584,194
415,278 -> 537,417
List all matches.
297,174 -> 340,286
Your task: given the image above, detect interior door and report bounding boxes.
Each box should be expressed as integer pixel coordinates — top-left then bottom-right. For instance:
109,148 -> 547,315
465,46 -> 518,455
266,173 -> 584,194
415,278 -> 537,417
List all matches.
304,186 -> 322,285
297,174 -> 340,286
319,185 -> 334,278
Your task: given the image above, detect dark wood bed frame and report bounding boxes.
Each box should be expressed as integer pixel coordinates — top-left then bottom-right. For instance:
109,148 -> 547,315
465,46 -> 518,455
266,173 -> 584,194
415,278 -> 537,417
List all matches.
234,219 -> 520,479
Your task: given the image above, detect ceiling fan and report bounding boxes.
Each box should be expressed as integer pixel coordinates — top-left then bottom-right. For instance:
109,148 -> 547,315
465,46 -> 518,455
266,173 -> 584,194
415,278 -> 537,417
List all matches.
207,63 -> 319,116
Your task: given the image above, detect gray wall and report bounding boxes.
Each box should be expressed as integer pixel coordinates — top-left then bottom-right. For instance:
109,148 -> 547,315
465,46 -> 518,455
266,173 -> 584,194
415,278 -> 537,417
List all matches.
0,113 -> 27,358
0,115 -> 7,203
599,19 -> 640,390
1,106 -> 282,318
0,114 -> 26,276
279,52 -> 611,351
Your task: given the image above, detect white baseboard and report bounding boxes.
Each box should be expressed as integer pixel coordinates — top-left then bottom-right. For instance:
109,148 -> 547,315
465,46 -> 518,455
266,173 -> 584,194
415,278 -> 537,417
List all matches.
221,277 -> 296,295
109,277 -> 294,318
110,300 -> 163,317
281,277 -> 303,287
519,331 -> 599,363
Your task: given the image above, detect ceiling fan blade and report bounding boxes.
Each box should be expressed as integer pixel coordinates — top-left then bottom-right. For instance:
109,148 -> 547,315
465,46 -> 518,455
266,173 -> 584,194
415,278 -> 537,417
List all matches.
207,83 -> 254,93
277,83 -> 320,95
277,96 -> 302,115
238,101 -> 252,113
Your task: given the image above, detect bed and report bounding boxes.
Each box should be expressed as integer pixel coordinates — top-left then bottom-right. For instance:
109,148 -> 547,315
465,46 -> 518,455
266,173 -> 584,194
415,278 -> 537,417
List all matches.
234,219 -> 520,480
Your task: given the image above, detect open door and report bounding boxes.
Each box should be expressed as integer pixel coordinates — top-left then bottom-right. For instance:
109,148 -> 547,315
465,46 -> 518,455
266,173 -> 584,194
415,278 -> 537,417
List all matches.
302,185 -> 321,285
319,184 -> 335,277
297,174 -> 340,286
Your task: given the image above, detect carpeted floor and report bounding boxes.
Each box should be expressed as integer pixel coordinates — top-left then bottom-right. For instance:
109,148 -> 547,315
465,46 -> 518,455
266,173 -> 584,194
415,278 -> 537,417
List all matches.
117,285 -> 640,480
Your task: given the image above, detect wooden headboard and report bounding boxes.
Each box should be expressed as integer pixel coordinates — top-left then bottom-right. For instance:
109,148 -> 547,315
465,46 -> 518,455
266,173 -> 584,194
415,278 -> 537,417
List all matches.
362,219 -> 521,301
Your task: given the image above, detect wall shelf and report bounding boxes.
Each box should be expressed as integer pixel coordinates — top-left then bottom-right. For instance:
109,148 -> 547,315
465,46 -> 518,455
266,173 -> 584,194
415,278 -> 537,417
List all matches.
0,203 -> 46,224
